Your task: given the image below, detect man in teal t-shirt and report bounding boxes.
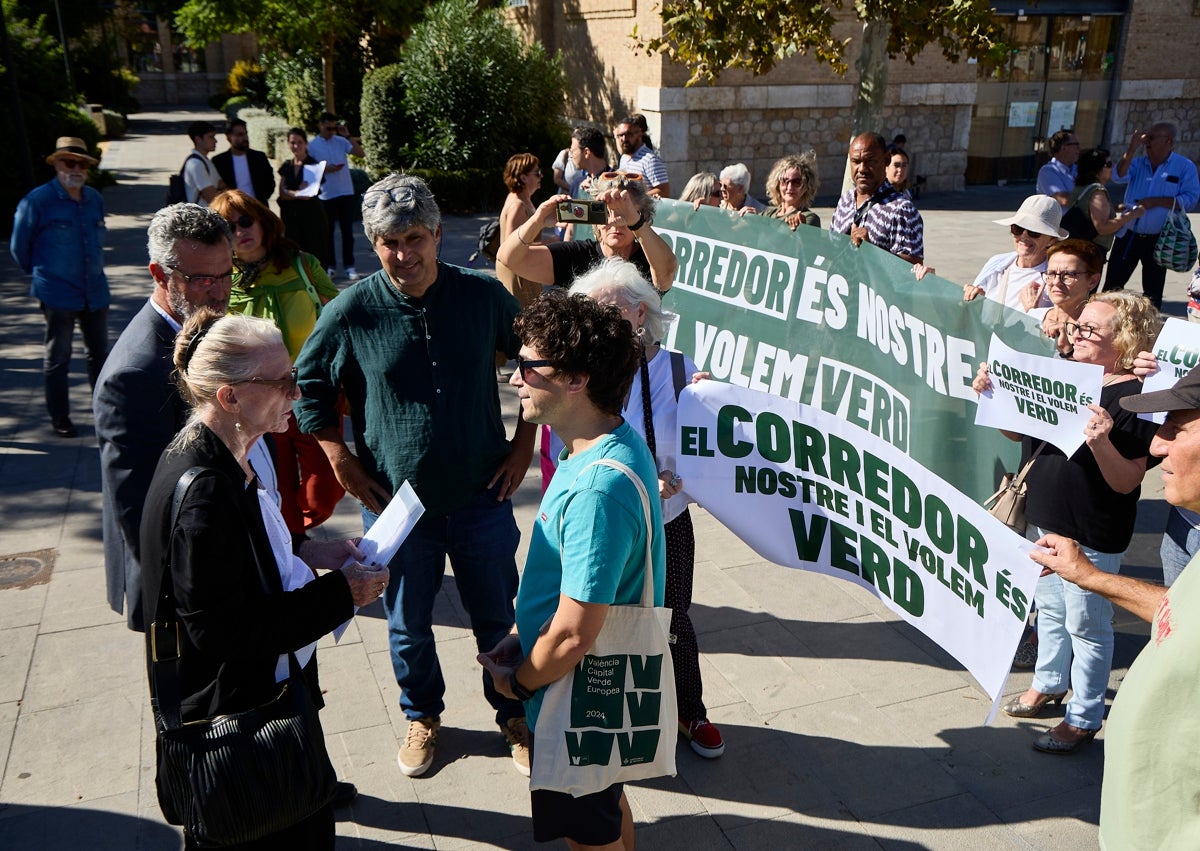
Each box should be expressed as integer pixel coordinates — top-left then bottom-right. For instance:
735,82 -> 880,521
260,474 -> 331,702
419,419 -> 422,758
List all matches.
480,289 -> 666,850
1032,364 -> 1200,849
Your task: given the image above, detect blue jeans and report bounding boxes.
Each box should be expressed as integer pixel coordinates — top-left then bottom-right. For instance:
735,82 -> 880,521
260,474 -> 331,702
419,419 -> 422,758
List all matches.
363,483 -> 522,726
1029,525 -> 1122,730
41,303 -> 107,422
1160,507 -> 1200,587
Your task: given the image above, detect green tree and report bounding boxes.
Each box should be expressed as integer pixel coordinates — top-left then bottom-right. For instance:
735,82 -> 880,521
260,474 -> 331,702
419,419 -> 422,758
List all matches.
398,0 -> 566,172
635,1 -> 1007,137
173,0 -> 424,113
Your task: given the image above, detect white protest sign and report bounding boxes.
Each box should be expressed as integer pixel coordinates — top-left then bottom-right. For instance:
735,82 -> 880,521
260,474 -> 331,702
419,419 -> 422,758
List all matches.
676,380 -> 1041,710
1142,318 -> 1200,423
975,334 -> 1102,458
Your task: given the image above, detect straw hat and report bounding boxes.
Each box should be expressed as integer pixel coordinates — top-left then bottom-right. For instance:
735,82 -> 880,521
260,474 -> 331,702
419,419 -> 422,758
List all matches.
992,194 -> 1068,239
45,137 -> 99,167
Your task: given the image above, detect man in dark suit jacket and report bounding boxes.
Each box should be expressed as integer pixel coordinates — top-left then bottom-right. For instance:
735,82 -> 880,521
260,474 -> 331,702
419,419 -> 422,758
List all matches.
212,118 -> 275,203
94,204 -> 233,631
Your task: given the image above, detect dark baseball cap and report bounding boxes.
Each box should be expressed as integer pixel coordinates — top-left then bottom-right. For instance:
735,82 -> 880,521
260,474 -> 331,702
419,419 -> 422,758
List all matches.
1121,365 -> 1200,414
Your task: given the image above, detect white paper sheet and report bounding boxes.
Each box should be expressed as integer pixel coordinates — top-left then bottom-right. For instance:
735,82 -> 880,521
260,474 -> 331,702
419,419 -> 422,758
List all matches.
333,481 -> 425,641
975,334 -> 1103,458
292,161 -> 327,198
1142,318 -> 1200,424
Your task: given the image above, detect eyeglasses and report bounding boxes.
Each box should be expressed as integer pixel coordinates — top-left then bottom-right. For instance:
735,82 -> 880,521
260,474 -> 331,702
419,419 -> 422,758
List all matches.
57,157 -> 89,170
516,356 -> 553,379
240,367 -> 299,393
1042,270 -> 1085,284
230,214 -> 254,230
166,265 -> 234,289
779,177 -> 805,186
598,171 -> 643,183
1064,322 -> 1102,340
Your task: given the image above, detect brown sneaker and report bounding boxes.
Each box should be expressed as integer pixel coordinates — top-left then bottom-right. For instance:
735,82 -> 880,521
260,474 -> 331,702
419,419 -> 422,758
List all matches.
504,717 -> 531,777
398,716 -> 440,777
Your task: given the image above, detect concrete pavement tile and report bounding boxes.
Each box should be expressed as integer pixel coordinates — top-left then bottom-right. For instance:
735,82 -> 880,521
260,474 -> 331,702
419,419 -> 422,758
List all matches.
770,696 -> 966,821
0,792 -> 182,851
724,805 -> 883,850
781,614 -> 972,709
0,526 -> 62,562
315,642 -> 392,736
0,701 -> 18,782
678,701 -> 838,829
865,793 -> 1028,850
22,622 -> 143,712
688,560 -> 771,635
321,611 -> 364,649
38,566 -> 126,633
0,583 -> 48,631
626,767 -> 710,823
2,692 -> 141,805
692,650 -> 739,711
1001,786 -> 1101,848
636,812 -> 736,848
704,621 -> 858,713
0,626 -> 36,703
326,725 -> 429,843
725,561 -> 879,626
690,507 -> 768,568
876,689 -> 1103,816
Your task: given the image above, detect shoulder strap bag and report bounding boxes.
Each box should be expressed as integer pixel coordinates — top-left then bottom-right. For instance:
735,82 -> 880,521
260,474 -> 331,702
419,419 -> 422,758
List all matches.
982,441 -> 1046,534
149,466 -> 336,845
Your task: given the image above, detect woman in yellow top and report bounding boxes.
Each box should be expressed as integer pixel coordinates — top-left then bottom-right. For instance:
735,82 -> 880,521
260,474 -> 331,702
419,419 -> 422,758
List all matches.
211,190 -> 345,536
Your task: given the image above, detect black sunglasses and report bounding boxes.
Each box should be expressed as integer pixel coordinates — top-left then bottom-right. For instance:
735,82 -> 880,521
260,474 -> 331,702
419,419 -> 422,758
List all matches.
230,214 -> 255,230
240,367 -> 299,393
516,356 -> 553,379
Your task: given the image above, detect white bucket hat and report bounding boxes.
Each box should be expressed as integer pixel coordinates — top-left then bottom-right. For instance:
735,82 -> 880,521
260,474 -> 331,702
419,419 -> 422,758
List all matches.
993,195 -> 1068,239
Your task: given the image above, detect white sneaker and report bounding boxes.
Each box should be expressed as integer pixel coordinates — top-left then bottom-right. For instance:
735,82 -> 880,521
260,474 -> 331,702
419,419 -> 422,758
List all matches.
346,266 -> 360,281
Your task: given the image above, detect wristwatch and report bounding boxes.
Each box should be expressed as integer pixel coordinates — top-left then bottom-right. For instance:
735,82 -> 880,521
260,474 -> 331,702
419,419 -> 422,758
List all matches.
509,670 -> 535,701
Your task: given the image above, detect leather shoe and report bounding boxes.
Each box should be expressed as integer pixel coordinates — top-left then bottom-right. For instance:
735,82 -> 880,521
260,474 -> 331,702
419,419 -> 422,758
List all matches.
1033,722 -> 1098,755
1002,690 -> 1067,718
331,780 -> 357,808
51,417 -> 77,438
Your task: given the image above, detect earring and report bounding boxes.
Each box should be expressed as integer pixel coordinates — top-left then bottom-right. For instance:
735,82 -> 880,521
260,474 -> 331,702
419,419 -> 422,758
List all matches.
235,421 -> 243,432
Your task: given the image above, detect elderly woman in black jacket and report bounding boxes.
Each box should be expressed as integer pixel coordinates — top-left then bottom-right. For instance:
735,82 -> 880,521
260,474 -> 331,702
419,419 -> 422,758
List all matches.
140,309 -> 385,849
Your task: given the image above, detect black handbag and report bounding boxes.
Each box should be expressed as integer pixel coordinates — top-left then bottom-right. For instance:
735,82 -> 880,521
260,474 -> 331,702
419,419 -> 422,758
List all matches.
149,467 -> 336,846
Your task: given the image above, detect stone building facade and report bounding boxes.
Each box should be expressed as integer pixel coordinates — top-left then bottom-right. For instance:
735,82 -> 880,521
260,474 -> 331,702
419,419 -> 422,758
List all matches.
510,0 -> 1199,200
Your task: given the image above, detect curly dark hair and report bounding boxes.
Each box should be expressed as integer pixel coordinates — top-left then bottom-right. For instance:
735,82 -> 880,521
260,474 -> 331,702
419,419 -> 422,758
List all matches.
513,292 -> 640,416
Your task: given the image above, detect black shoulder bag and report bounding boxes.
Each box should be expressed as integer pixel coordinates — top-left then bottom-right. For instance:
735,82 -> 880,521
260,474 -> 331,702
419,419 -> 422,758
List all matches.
150,466 -> 336,846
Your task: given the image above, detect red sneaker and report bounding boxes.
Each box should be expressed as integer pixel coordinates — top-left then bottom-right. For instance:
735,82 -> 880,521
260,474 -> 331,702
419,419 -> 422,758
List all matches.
679,718 -> 725,758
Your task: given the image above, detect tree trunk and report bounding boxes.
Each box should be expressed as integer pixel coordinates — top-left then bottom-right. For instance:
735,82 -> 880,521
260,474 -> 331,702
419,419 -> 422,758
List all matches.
322,36 -> 336,115
841,17 -> 891,193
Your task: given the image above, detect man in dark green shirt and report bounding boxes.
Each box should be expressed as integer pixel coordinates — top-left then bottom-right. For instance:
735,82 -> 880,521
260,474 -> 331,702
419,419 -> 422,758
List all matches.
294,174 -> 536,779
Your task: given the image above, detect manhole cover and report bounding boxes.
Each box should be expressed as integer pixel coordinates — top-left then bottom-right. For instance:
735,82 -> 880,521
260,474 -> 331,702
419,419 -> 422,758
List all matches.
0,548 -> 56,590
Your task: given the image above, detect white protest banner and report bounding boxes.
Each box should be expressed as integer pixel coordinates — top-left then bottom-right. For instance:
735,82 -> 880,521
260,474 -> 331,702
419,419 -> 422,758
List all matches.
974,334 -> 1102,458
677,380 -> 1042,707
1143,317 -> 1200,423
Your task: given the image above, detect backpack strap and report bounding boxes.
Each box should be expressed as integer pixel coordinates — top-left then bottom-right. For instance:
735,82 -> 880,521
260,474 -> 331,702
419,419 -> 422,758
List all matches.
180,152 -> 206,203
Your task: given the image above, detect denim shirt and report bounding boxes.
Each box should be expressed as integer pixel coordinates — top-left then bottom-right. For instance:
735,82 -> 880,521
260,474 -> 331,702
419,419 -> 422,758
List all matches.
10,178 -> 109,311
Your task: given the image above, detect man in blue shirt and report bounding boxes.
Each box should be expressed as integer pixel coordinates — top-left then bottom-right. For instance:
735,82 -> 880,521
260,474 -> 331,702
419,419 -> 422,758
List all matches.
11,137 -> 109,437
1036,130 -> 1080,210
1104,122 -> 1200,309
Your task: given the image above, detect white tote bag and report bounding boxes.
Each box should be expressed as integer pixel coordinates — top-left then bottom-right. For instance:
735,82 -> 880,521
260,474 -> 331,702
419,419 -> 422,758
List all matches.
530,458 -> 678,797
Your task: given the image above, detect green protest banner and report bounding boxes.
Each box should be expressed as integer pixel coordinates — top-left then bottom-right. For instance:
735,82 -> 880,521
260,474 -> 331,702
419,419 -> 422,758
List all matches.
654,201 -> 1057,501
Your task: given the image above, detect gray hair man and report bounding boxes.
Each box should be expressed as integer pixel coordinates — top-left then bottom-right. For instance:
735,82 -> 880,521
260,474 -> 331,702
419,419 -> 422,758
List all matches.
293,173 -> 536,779
94,204 -> 233,631
719,162 -> 766,213
1031,365 -> 1200,848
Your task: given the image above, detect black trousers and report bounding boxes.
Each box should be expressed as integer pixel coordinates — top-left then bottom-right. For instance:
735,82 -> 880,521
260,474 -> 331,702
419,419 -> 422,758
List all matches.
321,194 -> 357,269
1103,232 -> 1167,309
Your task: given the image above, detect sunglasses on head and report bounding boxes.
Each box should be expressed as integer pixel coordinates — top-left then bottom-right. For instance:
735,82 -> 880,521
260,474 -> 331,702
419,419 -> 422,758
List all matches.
598,171 -> 644,183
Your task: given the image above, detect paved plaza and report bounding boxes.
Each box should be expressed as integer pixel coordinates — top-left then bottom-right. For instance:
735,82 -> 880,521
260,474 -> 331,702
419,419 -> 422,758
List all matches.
1,110 -> 1197,849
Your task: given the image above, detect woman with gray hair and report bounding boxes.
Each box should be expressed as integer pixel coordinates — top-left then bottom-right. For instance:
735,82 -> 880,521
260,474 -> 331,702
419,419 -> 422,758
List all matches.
139,309 -> 386,848
719,162 -> 766,213
497,170 -> 678,293
680,171 -> 722,208
763,151 -> 821,230
545,258 -> 726,759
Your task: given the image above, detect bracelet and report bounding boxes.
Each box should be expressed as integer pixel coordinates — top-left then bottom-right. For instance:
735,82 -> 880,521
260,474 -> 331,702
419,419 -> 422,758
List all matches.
628,212 -> 646,232
518,227 -> 537,246
509,670 -> 534,701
